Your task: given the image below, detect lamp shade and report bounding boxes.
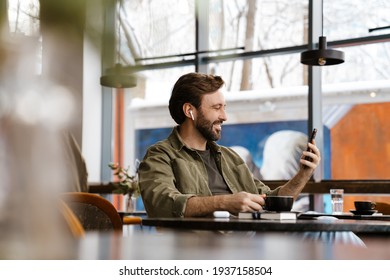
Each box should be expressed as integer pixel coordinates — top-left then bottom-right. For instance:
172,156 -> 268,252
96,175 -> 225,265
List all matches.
100,63 -> 137,88
300,36 -> 344,66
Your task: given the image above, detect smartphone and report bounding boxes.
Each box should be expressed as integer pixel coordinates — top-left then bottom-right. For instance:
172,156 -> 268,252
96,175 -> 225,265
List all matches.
305,128 -> 317,161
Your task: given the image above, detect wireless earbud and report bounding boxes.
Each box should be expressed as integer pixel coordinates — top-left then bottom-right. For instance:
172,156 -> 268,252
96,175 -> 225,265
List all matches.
189,110 -> 194,120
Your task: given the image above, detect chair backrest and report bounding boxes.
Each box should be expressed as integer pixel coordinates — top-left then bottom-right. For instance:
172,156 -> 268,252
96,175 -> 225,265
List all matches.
60,192 -> 123,232
59,200 -> 85,238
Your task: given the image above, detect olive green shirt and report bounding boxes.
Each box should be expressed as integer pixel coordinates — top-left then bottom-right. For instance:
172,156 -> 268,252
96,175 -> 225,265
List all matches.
138,127 -> 279,217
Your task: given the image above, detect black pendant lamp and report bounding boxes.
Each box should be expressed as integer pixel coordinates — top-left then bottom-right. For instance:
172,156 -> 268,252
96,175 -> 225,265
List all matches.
300,2 -> 344,66
100,63 -> 137,88
100,1 -> 137,88
300,36 -> 344,66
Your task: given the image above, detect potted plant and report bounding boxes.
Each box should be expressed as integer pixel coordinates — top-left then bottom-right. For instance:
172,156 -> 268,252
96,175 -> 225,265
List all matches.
108,162 -> 140,212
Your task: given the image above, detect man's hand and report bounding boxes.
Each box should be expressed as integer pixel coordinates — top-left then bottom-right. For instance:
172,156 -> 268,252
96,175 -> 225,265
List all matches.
185,192 -> 266,217
300,141 -> 321,170
219,192 -> 266,216
278,140 -> 321,198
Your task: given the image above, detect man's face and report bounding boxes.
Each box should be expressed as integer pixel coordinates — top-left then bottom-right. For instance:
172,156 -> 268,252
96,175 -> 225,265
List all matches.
195,90 -> 227,141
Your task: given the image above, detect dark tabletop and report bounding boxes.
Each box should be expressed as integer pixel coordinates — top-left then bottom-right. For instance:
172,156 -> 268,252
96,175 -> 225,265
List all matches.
77,230 -> 390,260
141,216 -> 390,233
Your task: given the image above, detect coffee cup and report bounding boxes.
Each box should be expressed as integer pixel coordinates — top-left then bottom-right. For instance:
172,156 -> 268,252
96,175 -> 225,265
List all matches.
264,196 -> 294,212
354,201 -> 376,211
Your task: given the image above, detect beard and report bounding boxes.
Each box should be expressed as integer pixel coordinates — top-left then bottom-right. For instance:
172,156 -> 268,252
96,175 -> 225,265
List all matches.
195,110 -> 222,141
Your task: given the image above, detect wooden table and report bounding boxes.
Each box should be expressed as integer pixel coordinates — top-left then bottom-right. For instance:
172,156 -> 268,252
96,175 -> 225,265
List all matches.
141,216 -> 390,233
88,180 -> 390,194
77,230 -> 390,260
299,212 -> 390,221
118,211 -> 147,218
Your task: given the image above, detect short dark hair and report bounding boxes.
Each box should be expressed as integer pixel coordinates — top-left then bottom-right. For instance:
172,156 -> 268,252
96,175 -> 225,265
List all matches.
169,72 -> 225,124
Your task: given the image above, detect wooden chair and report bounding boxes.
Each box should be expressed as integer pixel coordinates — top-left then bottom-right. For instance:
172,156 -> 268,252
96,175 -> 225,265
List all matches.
58,200 -> 85,238
60,192 -> 123,232
122,215 -> 142,225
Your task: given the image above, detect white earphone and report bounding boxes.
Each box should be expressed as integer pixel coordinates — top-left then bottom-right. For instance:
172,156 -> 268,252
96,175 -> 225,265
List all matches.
189,110 -> 194,120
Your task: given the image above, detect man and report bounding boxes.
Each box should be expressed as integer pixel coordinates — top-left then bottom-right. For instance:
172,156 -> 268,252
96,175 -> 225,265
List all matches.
138,72 -> 321,218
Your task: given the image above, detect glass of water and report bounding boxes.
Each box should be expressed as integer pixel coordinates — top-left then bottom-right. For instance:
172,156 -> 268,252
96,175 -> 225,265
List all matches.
330,189 -> 344,214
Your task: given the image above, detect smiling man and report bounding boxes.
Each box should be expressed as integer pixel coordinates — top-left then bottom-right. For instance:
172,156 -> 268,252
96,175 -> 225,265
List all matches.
138,72 -> 321,218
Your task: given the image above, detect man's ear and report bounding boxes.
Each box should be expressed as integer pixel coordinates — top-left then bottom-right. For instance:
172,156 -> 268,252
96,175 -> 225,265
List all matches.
183,103 -> 194,120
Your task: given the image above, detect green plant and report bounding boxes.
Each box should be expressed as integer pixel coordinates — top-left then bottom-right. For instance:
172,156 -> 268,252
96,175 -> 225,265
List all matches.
108,162 -> 140,197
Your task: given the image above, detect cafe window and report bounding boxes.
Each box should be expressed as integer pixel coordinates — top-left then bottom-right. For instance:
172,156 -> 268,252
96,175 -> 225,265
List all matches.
5,0 -> 41,74
209,0 -> 307,50
211,53 -> 305,91
7,0 -> 40,37
119,0 -> 390,183
125,66 -> 195,165
323,0 -> 390,40
121,0 -> 195,62
321,43 -> 390,180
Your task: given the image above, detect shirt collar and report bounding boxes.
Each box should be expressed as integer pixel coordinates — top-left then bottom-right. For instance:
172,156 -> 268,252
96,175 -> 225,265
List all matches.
168,126 -> 221,154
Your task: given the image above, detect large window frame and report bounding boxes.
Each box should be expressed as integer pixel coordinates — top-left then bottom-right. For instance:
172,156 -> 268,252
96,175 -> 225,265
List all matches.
100,0 -> 390,185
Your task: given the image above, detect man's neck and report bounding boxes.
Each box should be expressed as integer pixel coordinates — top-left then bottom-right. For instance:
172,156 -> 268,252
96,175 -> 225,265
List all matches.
178,124 -> 207,151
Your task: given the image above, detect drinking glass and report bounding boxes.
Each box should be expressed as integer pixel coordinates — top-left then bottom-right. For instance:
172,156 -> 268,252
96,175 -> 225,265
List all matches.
330,189 -> 344,214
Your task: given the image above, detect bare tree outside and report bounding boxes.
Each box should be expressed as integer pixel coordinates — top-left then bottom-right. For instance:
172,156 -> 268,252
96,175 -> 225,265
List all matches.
240,0 -> 257,90
6,0 -> 40,36
5,0 -> 390,89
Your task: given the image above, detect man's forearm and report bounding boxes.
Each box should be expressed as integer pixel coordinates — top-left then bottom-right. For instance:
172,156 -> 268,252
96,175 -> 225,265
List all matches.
278,168 -> 313,199
184,195 -> 225,217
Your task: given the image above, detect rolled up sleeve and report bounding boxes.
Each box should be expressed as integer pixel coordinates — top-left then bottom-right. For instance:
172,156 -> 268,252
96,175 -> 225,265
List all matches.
139,146 -> 195,218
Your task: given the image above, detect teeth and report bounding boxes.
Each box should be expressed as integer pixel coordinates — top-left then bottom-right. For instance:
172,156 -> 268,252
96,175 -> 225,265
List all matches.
215,124 -> 222,130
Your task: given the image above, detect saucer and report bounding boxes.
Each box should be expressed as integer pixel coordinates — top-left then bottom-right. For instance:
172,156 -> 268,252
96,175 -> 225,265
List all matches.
350,210 -> 378,215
